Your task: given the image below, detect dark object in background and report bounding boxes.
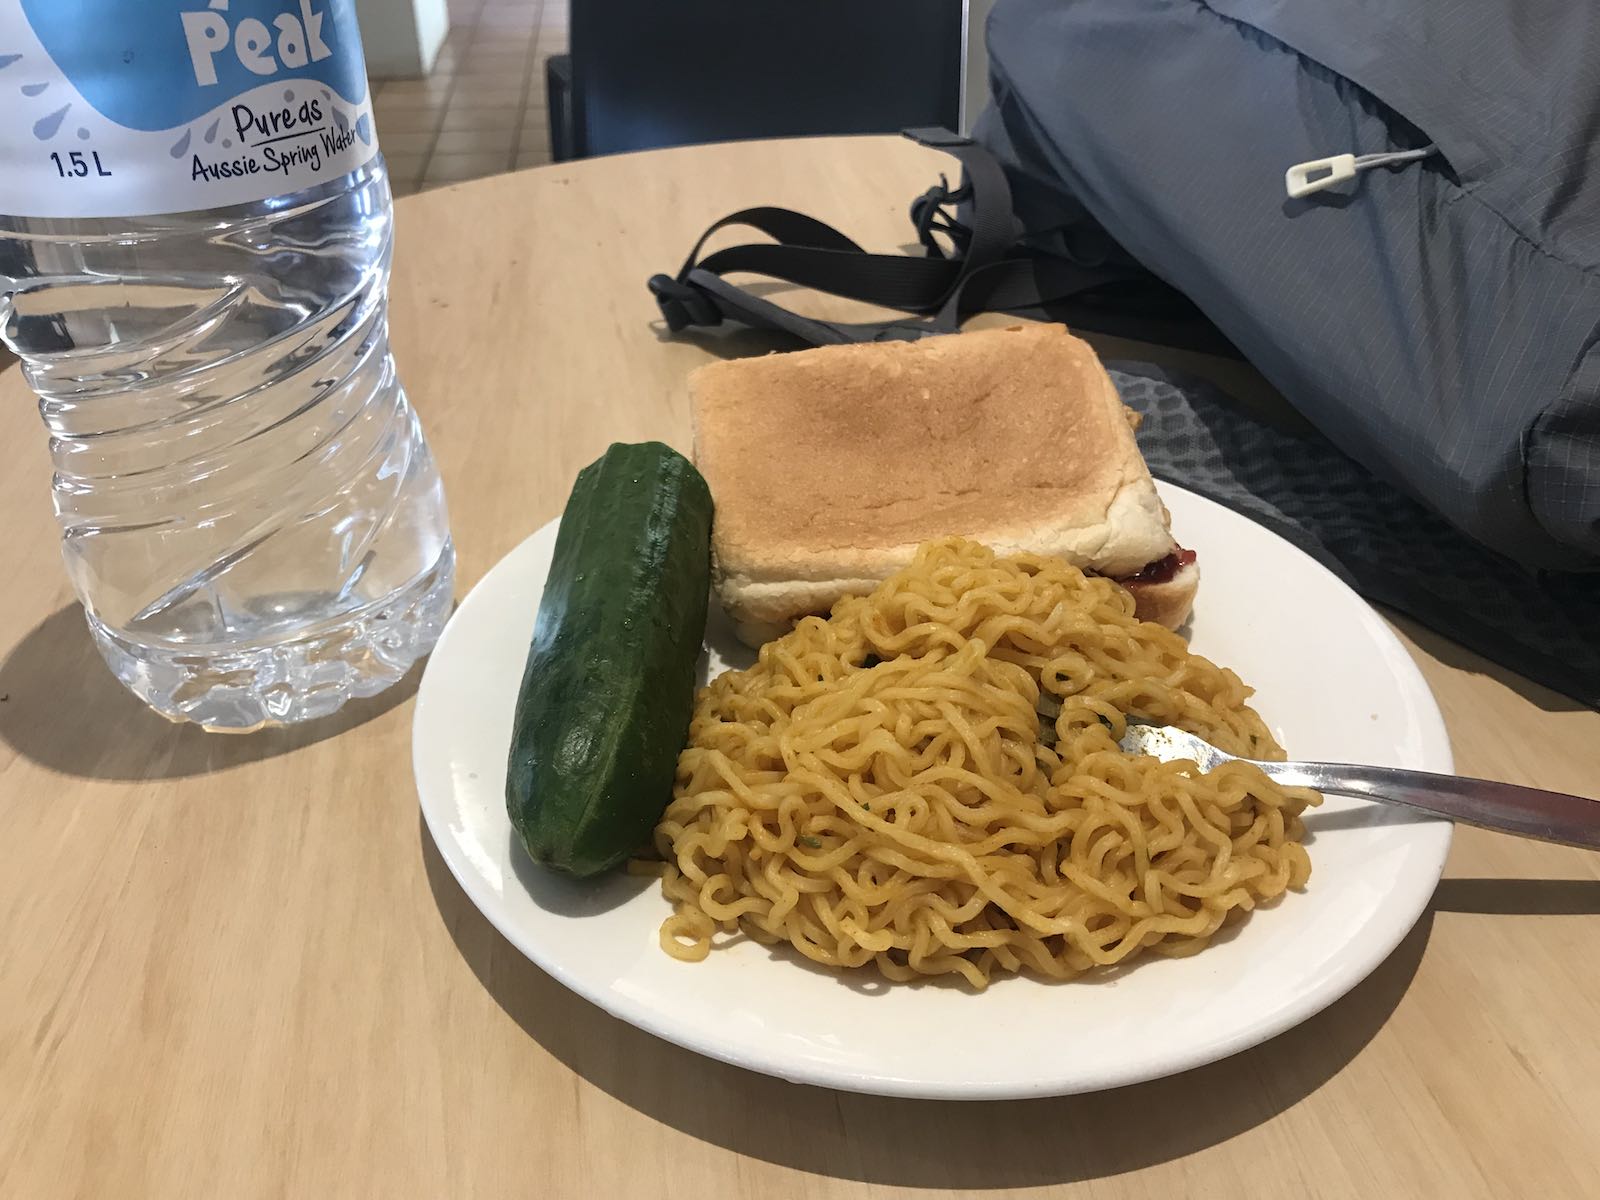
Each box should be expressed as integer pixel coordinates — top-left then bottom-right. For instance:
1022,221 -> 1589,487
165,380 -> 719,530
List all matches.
546,53 -> 575,165
1114,365 -> 1600,712
545,0 -> 964,162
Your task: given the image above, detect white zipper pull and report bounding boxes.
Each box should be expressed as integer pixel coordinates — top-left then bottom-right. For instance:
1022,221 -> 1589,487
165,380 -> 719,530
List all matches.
1285,145 -> 1439,199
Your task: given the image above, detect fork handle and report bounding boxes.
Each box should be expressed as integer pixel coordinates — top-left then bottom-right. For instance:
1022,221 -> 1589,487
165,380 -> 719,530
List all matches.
1258,761 -> 1600,850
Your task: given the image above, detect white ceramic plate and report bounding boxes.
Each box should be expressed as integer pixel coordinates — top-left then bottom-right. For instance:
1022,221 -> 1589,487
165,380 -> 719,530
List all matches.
414,484 -> 1453,1100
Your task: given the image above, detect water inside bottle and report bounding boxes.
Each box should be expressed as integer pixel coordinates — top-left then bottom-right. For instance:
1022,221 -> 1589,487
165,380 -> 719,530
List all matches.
0,159 -> 454,729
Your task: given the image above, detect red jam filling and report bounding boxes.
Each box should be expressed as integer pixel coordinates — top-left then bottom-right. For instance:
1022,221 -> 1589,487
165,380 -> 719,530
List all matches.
1117,546 -> 1197,586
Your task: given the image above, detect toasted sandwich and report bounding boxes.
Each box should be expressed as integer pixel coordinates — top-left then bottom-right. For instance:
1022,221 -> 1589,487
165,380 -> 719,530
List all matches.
689,322 -> 1198,646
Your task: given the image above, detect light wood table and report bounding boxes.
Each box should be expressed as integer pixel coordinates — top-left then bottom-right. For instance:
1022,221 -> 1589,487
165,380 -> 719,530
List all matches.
3,136 -> 1599,1200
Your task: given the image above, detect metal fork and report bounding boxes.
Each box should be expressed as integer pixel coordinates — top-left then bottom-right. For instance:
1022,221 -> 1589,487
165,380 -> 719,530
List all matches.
1117,722 -> 1600,850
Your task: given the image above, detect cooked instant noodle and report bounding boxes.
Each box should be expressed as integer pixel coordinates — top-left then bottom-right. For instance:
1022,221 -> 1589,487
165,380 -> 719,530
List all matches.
652,538 -> 1317,988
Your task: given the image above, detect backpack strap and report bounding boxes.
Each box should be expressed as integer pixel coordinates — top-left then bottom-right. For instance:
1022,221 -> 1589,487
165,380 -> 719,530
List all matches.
648,128 -> 1150,346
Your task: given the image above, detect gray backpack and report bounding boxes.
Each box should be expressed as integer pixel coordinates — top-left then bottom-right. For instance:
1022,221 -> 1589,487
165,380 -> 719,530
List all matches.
981,0 -> 1600,573
652,0 -> 1600,702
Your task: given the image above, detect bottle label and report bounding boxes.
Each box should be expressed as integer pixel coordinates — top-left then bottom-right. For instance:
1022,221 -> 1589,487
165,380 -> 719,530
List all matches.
0,0 -> 380,218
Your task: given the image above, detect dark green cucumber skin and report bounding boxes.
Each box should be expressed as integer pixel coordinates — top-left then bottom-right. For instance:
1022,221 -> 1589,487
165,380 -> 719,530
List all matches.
505,442 -> 712,877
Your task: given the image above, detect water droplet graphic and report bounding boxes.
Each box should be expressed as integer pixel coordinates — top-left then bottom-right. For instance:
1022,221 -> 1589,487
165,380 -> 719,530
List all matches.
334,107 -> 348,132
169,128 -> 191,158
355,114 -> 372,146
0,54 -> 21,71
32,104 -> 69,141
222,138 -> 233,148
284,89 -> 295,102
77,127 -> 89,140
205,118 -> 220,144
21,81 -> 47,97
321,88 -> 331,100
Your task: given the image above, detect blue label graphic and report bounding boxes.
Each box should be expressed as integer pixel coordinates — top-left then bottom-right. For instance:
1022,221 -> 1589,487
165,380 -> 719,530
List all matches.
18,0 -> 368,133
1,0 -> 380,218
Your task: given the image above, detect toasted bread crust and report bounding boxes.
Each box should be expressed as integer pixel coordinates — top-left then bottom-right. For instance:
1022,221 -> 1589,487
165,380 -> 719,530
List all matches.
692,324 -> 1174,572
690,323 -> 1197,646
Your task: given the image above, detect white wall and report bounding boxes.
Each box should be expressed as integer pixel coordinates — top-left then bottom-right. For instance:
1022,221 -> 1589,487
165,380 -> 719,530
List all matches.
356,0 -> 450,79
414,0 -> 449,69
962,0 -> 996,133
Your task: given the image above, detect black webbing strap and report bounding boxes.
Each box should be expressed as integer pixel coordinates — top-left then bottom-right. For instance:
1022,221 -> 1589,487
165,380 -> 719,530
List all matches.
648,128 -> 1149,347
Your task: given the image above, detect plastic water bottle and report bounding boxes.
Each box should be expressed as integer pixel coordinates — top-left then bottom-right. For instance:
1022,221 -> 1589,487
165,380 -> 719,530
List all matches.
0,1 -> 453,729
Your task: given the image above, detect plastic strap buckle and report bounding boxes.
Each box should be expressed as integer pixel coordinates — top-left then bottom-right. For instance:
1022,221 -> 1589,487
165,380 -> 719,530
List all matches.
648,274 -> 722,331
903,127 -> 973,150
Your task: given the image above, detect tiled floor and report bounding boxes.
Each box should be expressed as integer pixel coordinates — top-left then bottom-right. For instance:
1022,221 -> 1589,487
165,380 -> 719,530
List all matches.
372,0 -> 568,196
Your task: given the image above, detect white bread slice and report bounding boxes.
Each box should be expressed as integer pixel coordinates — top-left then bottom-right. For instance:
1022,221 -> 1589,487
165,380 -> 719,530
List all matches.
729,559 -> 1199,646
1121,559 -> 1200,632
689,323 -> 1197,645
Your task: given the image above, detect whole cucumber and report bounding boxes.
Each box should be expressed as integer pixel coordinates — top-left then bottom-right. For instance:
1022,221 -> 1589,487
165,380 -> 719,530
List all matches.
505,442 -> 713,876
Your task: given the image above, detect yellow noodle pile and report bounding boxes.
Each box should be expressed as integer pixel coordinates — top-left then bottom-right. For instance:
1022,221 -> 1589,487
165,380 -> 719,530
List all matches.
652,538 -> 1316,988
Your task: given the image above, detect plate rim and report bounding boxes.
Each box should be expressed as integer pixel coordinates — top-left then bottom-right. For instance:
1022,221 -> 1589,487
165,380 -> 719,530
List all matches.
413,482 -> 1454,1099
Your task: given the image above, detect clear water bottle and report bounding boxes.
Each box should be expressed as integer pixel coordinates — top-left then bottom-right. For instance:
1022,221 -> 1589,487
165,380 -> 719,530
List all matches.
0,1 -> 453,729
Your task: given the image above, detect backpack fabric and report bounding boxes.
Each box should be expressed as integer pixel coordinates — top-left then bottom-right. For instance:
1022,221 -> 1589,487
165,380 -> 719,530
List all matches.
980,0 -> 1600,571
